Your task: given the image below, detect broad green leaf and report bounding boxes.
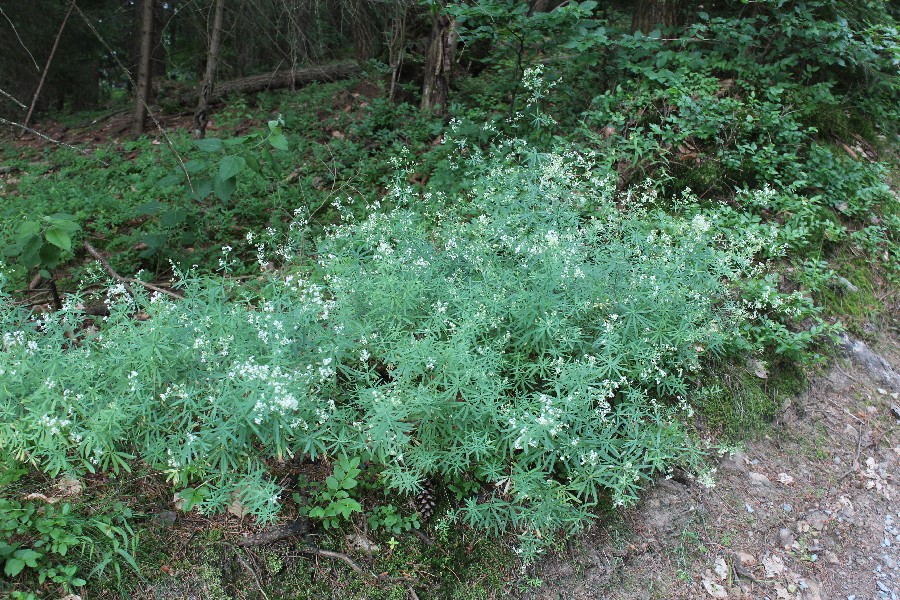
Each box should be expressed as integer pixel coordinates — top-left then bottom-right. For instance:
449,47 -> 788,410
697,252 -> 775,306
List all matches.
268,133 -> 288,151
16,221 -> 40,240
188,178 -> 213,201
132,201 -> 166,216
160,208 -> 188,227
44,228 -> 72,251
183,160 -> 208,174
39,239 -> 62,267
193,137 -> 224,152
157,173 -> 183,188
219,155 -> 246,180
213,174 -> 237,203
4,558 -> 25,576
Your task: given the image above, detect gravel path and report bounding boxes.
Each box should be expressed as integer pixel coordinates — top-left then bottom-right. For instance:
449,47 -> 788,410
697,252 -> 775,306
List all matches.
526,332 -> 900,600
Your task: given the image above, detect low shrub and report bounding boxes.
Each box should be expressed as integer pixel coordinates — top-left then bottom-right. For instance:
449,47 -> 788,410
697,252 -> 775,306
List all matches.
0,136 -> 829,561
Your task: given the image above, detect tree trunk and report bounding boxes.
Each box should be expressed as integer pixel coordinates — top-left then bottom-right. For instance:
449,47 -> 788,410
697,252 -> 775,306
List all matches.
421,13 -> 456,114
132,0 -> 155,135
349,0 -> 377,65
194,0 -> 226,139
631,0 -> 685,33
180,63 -> 359,105
22,1 -> 74,133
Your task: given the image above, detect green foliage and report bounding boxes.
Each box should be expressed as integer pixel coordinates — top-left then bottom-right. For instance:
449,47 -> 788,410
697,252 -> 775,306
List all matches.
0,133 -> 832,556
300,456 -> 363,529
0,467 -> 139,595
366,504 -> 420,535
157,117 -> 288,205
3,214 -> 80,275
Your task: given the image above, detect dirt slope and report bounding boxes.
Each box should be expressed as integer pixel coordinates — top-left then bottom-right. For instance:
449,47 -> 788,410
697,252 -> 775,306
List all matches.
528,332 -> 900,600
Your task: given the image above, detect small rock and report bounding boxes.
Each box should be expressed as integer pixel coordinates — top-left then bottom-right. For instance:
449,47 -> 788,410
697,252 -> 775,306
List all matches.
884,555 -> 897,569
763,554 -> 785,578
346,533 -> 380,555
702,577 -> 728,599
749,472 -> 771,486
877,388 -> 888,395
720,450 -> 749,473
713,556 -> 729,580
735,551 -> 757,566
825,551 -> 839,564
806,510 -> 829,531
777,473 -> 795,485
56,475 -> 83,497
151,511 -> 178,526
783,503 -> 793,513
779,528 -> 796,548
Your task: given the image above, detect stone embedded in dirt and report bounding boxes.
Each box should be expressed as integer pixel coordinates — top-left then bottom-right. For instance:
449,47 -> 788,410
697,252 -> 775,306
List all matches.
713,556 -> 729,580
702,576 -> 729,599
735,551 -> 757,566
883,555 -> 897,569
777,473 -> 795,485
151,511 -> 178,526
779,528 -> 796,548
762,553 -> 785,577
749,472 -> 771,486
825,550 -> 839,564
804,510 -> 829,531
720,450 -> 749,473
56,475 -> 83,497
346,533 -> 380,555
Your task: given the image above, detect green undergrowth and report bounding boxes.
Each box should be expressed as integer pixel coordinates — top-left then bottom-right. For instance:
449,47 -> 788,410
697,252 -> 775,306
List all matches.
0,1 -> 898,594
141,523 -> 516,600
697,358 -> 808,440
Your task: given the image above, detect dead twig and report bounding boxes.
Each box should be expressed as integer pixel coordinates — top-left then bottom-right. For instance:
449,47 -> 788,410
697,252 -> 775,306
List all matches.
237,519 -> 308,547
839,425 -> 865,481
82,241 -> 183,300
22,1 -> 75,134
234,550 -> 271,600
300,546 -> 417,585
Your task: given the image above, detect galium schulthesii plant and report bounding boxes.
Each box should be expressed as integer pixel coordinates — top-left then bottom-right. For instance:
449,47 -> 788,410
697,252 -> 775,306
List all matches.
0,132 -> 820,557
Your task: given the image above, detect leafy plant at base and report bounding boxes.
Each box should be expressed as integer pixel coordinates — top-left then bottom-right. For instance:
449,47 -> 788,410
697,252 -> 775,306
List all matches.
0,133 -> 835,559
298,456 -> 363,530
367,504 -> 420,535
0,468 -> 139,594
156,116 -> 288,204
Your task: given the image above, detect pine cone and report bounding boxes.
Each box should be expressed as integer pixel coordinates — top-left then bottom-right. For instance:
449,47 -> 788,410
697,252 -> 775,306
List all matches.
415,482 -> 436,522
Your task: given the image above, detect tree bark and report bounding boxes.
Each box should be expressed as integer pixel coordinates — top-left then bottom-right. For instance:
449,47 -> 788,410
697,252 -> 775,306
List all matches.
194,0 -> 226,139
132,0 -> 155,135
22,1 -> 74,133
631,0 -> 685,33
349,0 -> 377,65
181,63 -> 360,105
421,13 -> 456,114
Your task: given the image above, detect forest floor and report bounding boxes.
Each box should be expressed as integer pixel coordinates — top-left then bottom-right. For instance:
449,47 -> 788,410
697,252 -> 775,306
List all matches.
526,325 -> 900,600
3,103 -> 899,600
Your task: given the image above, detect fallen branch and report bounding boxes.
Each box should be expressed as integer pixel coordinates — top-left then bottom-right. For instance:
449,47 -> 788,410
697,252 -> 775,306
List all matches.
237,518 -> 308,547
82,241 -> 183,300
179,62 -> 359,105
300,546 -> 417,584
